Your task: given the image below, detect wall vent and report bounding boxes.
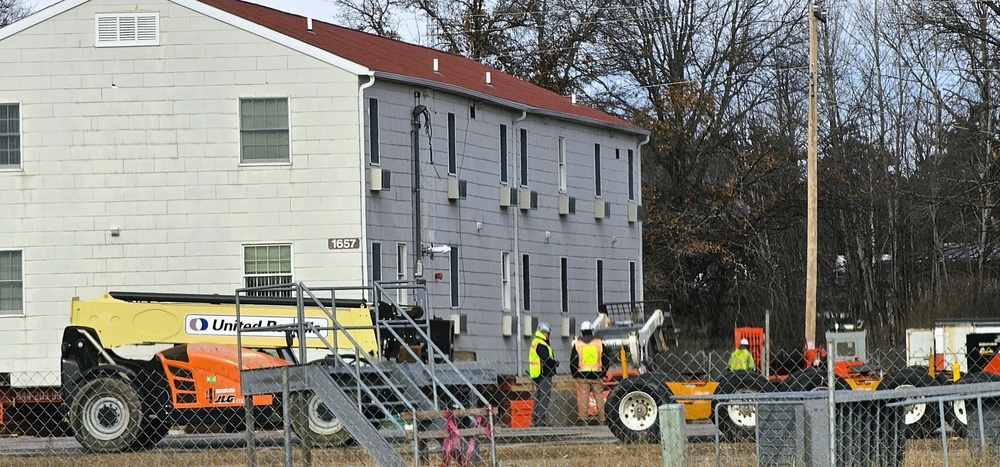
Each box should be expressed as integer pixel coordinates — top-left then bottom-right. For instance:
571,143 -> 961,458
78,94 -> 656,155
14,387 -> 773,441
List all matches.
448,177 -> 468,200
96,13 -> 160,47
558,195 -> 577,215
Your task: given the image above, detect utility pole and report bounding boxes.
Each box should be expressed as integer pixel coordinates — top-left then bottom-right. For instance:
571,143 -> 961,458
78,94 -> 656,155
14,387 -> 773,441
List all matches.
805,2 -> 820,351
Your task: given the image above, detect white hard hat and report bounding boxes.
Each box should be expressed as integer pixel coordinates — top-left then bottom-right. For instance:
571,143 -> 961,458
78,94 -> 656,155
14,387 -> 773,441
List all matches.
580,321 -> 592,332
538,322 -> 551,333
739,338 -> 749,346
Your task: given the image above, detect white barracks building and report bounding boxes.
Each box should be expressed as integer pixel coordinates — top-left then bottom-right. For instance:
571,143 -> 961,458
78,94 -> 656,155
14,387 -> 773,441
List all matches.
0,0 -> 647,388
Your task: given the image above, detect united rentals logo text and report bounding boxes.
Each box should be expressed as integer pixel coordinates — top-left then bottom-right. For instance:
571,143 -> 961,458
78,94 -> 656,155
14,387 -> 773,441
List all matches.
185,314 -> 329,337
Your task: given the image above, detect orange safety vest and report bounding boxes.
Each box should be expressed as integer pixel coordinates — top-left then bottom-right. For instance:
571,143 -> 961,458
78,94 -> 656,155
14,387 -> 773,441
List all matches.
574,338 -> 603,373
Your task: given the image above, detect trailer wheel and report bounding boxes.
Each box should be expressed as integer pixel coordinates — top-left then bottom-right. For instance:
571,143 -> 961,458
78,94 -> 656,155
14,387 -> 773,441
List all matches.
714,370 -> 771,442
606,374 -> 673,443
876,366 -> 939,438
950,371 -> 1000,437
781,368 -> 848,392
70,377 -> 143,452
290,391 -> 352,447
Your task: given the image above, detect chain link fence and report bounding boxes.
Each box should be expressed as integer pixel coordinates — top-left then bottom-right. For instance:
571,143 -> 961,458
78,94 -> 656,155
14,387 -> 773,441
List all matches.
4,346 -> 1000,466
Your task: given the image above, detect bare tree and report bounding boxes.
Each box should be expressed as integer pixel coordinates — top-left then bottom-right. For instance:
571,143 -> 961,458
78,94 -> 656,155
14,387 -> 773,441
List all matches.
328,0 -> 404,40
1,0 -> 31,28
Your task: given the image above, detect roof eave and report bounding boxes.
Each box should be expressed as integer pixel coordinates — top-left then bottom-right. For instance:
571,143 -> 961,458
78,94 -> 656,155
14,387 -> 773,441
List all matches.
171,0 -> 370,77
374,71 -> 647,137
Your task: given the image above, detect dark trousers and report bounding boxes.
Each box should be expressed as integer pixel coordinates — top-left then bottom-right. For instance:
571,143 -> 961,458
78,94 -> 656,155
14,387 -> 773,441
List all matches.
531,376 -> 551,426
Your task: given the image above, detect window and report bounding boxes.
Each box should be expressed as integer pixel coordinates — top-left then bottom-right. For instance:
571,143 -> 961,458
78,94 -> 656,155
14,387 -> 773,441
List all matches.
372,242 -> 382,283
596,259 -> 604,305
95,13 -> 159,47
369,98 -> 380,165
243,244 -> 292,296
450,246 -> 460,307
448,112 -> 457,175
628,149 -> 635,201
501,252 -> 511,311
558,137 -> 567,192
240,98 -> 289,163
629,261 -> 637,304
395,243 -> 408,303
499,125 -> 508,184
594,143 -> 602,197
560,257 -> 568,313
519,128 -> 528,187
0,251 -> 23,315
0,104 -> 19,168
522,254 -> 531,311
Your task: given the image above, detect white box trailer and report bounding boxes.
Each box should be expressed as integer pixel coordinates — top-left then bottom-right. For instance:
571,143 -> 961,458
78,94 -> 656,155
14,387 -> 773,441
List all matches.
907,320 -> 1000,374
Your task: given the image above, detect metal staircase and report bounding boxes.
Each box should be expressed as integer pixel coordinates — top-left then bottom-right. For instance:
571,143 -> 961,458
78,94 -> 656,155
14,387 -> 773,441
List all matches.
237,282 -> 497,467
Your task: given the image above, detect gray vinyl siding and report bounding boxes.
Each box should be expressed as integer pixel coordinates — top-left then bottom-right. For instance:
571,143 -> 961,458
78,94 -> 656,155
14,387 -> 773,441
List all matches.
363,81 -> 643,370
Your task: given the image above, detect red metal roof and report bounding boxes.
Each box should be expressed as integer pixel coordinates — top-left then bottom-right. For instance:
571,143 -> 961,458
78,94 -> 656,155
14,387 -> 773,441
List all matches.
197,0 -> 642,133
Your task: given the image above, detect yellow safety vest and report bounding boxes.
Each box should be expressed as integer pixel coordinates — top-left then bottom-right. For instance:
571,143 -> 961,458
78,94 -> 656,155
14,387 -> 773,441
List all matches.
528,332 -> 548,378
574,338 -> 603,373
729,348 -> 755,371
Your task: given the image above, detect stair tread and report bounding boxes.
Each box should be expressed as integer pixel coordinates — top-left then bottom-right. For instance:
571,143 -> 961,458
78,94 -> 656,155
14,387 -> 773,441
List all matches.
406,427 -> 492,440
399,407 -> 491,421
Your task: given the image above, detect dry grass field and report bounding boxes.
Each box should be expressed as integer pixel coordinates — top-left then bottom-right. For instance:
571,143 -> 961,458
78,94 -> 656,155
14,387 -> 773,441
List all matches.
1,439 -> 996,467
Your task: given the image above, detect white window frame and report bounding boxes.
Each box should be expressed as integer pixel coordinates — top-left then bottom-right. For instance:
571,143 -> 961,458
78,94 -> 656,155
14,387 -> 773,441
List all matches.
557,136 -> 567,193
519,128 -> 529,188
95,13 -> 160,47
501,251 -> 511,311
499,125 -> 508,184
242,243 -> 293,296
0,249 -> 24,316
0,103 -> 21,170
628,148 -> 635,202
239,97 -> 291,164
594,143 -> 602,198
396,243 -> 408,305
448,112 -> 457,175
369,98 -> 380,165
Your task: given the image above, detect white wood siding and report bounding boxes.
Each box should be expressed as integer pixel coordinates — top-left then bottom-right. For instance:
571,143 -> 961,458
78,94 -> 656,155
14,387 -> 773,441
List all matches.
0,0 -> 364,380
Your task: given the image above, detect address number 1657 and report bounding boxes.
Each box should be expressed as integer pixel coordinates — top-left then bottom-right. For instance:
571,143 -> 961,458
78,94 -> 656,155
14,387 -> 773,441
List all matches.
328,237 -> 361,250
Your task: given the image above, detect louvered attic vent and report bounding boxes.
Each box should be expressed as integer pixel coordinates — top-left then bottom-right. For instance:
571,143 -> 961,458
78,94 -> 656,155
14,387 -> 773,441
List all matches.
95,13 -> 160,47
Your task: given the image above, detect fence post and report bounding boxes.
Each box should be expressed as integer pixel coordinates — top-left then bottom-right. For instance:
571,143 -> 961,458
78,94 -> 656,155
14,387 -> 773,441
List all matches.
827,339 -> 836,467
659,404 -> 686,467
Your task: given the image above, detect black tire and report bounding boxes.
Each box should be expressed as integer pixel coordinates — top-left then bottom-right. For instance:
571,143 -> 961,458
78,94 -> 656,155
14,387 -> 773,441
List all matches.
130,418 -> 170,450
606,373 -> 673,443
69,377 -> 144,452
876,366 -> 940,438
713,370 -> 772,442
290,391 -> 352,448
780,368 -> 849,392
950,371 -> 1000,437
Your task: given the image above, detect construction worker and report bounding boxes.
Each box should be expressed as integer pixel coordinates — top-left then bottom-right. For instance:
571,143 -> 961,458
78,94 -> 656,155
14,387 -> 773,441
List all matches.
729,337 -> 756,371
528,322 -> 558,427
570,320 -> 610,425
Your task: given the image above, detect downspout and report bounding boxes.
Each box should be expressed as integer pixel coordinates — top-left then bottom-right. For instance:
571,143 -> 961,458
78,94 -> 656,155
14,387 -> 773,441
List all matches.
412,104 -> 431,284
513,109 -> 527,374
636,133 -> 649,302
358,73 -> 375,292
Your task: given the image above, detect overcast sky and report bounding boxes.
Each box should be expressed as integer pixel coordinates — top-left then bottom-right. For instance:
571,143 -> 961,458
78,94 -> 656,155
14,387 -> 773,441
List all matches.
27,0 -> 428,43
30,0 -> 340,22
